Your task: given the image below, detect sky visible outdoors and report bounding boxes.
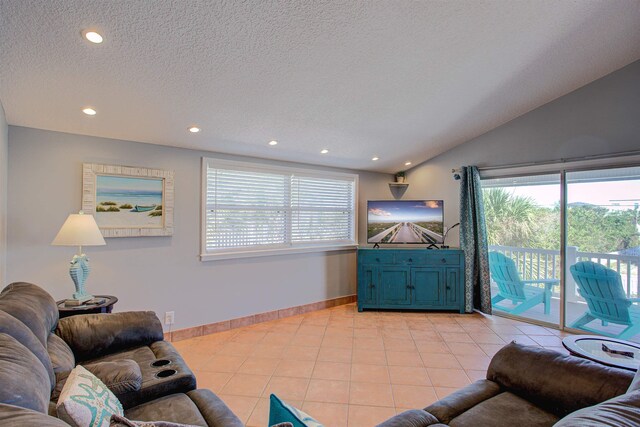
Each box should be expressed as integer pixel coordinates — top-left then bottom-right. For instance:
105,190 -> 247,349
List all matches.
368,200 -> 443,223
499,180 -> 640,211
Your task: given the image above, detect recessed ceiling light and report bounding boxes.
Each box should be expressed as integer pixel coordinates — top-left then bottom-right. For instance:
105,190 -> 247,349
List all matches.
83,30 -> 103,44
188,126 -> 201,133
372,157 -> 379,161
320,149 -> 329,154
268,140 -> 278,146
405,161 -> 412,166
82,107 -> 97,116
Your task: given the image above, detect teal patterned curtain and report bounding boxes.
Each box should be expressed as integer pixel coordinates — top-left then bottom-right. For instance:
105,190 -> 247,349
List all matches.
459,166 -> 492,314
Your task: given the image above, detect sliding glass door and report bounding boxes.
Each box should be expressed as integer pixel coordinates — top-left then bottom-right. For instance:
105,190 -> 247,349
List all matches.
565,167 -> 640,342
482,174 -> 561,326
482,165 -> 640,339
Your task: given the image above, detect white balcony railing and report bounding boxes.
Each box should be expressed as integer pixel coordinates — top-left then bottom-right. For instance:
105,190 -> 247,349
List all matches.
488,245 -> 640,301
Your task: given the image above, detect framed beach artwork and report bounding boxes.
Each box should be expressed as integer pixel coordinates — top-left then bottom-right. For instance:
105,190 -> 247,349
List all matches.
82,163 -> 174,237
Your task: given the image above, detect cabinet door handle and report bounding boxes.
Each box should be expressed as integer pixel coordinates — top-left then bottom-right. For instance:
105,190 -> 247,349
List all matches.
441,258 -> 447,263
371,284 -> 376,289
376,258 -> 380,262
446,286 -> 451,290
408,258 -> 413,263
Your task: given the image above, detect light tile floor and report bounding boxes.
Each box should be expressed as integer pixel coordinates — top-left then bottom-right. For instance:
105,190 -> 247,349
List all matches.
172,303 -> 572,427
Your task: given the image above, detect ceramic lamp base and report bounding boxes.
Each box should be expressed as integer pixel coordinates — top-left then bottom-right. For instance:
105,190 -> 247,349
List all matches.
69,253 -> 94,304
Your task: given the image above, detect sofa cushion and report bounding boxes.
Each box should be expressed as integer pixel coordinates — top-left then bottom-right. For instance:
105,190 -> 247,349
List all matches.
110,414 -> 198,426
554,390 -> 640,427
85,360 -> 143,395
124,394 -> 207,426
48,333 -> 76,375
53,361 -> 144,402
488,342 -> 633,417
0,333 -> 52,414
448,391 -> 559,427
628,367 -> 640,393
0,309 -> 55,389
0,282 -> 58,347
56,365 -> 124,427
125,390 -> 244,427
0,403 -> 70,426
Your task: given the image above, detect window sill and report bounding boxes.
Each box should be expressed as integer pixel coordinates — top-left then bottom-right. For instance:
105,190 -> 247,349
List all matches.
200,244 -> 359,261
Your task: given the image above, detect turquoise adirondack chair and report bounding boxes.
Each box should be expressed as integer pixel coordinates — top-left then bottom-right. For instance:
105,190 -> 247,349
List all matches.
489,251 -> 558,315
569,261 -> 640,339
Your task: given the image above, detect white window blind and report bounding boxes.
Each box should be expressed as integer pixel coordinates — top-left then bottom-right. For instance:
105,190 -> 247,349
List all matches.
202,158 -> 357,260
291,176 -> 355,243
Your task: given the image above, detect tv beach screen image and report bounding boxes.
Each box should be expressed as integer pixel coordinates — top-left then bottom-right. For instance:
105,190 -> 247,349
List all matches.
95,175 -> 164,228
367,200 -> 444,244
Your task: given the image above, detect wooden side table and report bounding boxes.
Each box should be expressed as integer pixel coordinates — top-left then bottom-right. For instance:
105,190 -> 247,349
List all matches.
56,295 -> 118,319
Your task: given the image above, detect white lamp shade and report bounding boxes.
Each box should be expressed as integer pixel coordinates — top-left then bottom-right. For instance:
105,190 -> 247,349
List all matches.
52,213 -> 106,246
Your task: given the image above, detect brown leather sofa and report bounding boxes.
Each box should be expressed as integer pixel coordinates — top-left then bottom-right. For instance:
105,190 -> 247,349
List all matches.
0,282 -> 243,426
377,342 -> 640,426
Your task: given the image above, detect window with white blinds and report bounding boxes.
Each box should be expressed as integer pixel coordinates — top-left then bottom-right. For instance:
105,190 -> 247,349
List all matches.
202,158 -> 358,260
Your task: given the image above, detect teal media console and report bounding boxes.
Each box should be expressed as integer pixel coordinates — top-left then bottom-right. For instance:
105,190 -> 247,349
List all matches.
357,248 -> 465,313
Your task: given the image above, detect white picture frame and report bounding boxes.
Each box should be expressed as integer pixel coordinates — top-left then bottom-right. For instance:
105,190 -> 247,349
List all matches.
82,163 -> 174,237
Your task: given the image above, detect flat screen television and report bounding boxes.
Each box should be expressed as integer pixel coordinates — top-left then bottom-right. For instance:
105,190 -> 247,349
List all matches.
367,200 -> 444,244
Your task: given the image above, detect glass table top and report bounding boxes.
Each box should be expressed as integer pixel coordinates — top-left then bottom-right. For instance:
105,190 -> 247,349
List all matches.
564,335 -> 640,371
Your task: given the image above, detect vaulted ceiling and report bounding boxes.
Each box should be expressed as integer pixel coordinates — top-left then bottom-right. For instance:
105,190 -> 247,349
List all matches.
1,1 -> 639,172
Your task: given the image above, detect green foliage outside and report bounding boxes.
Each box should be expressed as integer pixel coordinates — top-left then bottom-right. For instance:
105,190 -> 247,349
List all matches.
148,210 -> 162,217
483,189 -> 539,247
100,201 -> 117,206
119,204 -> 133,209
483,188 -> 639,253
155,205 -> 162,210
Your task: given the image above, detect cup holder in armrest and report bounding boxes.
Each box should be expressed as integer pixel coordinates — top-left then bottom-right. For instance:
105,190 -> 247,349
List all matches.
150,359 -> 172,367
155,369 -> 177,379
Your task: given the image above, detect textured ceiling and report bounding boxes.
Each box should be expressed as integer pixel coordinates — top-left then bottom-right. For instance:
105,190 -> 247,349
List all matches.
1,1 -> 639,173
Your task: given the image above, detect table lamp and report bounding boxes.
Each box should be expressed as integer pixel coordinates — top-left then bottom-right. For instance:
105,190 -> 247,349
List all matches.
52,211 -> 106,305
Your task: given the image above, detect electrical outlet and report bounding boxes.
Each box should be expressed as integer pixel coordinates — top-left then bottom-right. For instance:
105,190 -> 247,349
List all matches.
164,311 -> 175,325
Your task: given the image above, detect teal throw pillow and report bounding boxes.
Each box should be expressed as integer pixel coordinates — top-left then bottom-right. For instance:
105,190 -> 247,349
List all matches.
57,365 -> 124,427
268,394 -> 324,427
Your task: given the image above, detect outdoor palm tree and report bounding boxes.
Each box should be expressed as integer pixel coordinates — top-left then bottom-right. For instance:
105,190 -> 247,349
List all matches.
483,188 -> 539,247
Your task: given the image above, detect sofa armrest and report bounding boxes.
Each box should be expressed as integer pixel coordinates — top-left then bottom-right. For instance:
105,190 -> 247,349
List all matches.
425,379 -> 501,424
375,409 -> 440,426
187,389 -> 244,427
487,342 -> 634,417
55,311 -> 163,361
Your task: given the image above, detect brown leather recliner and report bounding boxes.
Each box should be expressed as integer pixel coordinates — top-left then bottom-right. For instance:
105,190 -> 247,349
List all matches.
0,282 -> 243,426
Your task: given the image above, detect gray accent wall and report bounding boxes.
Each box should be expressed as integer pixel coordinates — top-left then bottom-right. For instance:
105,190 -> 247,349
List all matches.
0,100 -> 7,286
403,59 -> 640,247
7,127 -> 391,330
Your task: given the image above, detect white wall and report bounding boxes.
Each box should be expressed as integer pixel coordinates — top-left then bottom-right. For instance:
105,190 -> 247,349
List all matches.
404,60 -> 640,246
7,127 -> 391,330
0,100 -> 7,286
